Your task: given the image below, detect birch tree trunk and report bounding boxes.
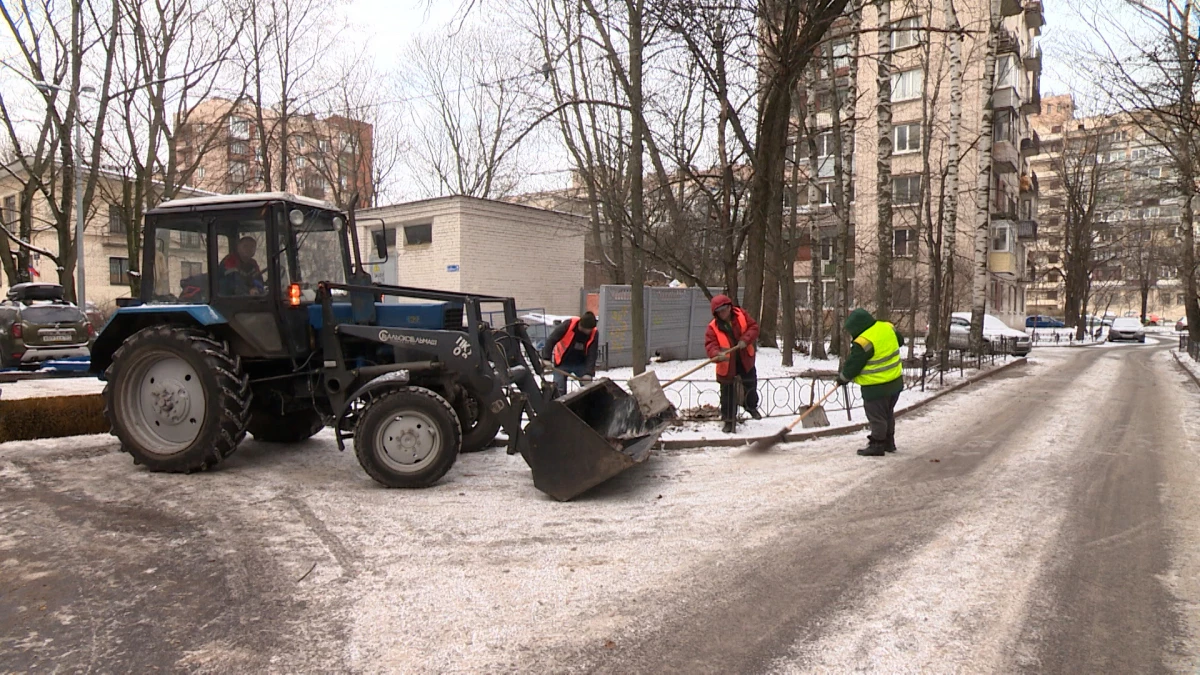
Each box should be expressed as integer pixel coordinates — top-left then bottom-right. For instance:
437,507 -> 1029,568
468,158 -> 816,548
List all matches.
875,0 -> 894,319
937,0 -> 964,355
628,0 -> 648,375
806,71 -> 828,360
831,0 -> 861,358
970,0 -> 1002,353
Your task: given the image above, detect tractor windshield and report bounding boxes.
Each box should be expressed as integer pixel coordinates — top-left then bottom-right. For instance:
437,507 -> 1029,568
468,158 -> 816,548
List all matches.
149,215 -> 209,303
289,208 -> 347,294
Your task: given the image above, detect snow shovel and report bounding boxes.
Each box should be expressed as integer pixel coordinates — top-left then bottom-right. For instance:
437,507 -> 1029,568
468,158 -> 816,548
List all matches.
749,384 -> 838,452
627,346 -> 741,419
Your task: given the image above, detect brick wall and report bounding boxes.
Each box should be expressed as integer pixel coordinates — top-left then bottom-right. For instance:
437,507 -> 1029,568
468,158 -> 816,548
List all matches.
360,196 -> 587,316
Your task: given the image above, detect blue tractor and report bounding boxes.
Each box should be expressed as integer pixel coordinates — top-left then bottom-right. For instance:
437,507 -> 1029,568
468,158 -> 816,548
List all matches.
90,193 -> 665,500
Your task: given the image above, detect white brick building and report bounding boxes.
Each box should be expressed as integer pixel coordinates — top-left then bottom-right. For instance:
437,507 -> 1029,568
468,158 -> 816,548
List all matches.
358,196 -> 588,316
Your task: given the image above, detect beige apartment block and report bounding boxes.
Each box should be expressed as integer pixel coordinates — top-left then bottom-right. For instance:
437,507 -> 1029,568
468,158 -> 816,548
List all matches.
358,196 -> 588,316
795,0 -> 1045,332
1027,95 -> 1186,324
176,98 -> 373,208
0,163 -> 211,312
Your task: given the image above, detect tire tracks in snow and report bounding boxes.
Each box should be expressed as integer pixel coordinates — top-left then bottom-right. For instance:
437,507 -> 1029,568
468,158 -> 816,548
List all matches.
539,349 -> 1105,674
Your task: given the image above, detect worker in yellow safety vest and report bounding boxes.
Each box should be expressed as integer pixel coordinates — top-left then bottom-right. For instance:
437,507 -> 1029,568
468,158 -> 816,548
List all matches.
836,308 -> 906,456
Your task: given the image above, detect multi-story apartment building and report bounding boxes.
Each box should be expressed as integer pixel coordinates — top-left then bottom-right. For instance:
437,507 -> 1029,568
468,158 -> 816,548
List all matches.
794,0 -> 1045,331
175,98 -> 374,208
1027,95 -> 1185,323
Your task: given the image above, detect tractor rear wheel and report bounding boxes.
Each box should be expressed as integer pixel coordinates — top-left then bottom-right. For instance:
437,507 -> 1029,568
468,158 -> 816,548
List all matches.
247,409 -> 325,443
457,391 -> 501,453
354,387 -> 460,488
103,325 -> 250,472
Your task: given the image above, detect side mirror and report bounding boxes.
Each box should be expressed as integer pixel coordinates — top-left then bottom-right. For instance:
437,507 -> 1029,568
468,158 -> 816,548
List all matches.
372,228 -> 393,262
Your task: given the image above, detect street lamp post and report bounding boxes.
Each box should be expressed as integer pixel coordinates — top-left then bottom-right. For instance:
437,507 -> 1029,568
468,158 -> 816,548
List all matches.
33,80 -> 95,306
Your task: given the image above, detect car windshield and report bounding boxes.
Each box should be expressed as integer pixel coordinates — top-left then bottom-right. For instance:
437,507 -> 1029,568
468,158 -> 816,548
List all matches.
290,207 -> 346,288
21,304 -> 83,324
1113,318 -> 1142,329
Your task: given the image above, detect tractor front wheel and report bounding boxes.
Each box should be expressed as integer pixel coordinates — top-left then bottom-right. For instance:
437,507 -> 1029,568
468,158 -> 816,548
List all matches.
354,387 -> 461,488
103,325 -> 250,472
247,409 -> 325,443
457,391 -> 501,453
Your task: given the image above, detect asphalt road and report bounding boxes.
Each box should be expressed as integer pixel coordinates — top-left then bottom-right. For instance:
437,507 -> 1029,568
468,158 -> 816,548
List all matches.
3,335 -> 1200,673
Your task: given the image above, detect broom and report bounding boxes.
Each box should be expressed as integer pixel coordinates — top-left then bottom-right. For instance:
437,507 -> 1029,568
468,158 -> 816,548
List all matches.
748,384 -> 840,452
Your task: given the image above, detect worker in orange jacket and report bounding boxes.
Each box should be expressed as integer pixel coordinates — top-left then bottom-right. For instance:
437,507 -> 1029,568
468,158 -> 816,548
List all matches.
542,312 -> 599,397
704,295 -> 761,432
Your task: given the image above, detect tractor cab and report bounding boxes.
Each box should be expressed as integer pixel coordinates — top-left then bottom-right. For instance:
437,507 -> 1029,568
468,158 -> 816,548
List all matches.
138,192 -> 351,360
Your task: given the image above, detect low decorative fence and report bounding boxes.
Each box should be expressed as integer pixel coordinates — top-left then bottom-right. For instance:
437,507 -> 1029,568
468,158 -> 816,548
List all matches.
551,349 -> 1017,420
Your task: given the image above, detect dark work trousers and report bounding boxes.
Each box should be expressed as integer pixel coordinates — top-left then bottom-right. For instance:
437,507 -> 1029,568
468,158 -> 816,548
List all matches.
863,391 -> 901,448
719,362 -> 759,422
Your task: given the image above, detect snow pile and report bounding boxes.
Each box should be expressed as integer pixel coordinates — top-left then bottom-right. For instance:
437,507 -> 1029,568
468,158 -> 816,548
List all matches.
1,376 -> 105,400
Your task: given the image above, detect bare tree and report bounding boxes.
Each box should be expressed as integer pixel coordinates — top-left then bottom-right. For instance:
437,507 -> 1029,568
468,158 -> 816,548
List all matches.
1089,0 -> 1200,341
403,25 -> 542,199
1,0 -> 121,302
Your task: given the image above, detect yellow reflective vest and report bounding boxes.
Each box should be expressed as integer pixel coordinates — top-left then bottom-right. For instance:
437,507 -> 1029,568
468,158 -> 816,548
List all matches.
853,321 -> 903,386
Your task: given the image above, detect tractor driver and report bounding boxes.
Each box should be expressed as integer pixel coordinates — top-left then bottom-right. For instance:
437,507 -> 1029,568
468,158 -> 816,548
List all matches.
220,236 -> 266,296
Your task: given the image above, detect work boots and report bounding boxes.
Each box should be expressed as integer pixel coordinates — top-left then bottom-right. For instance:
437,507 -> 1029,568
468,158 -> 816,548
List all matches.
746,407 -> 762,420
857,443 -> 886,457
722,420 -> 735,433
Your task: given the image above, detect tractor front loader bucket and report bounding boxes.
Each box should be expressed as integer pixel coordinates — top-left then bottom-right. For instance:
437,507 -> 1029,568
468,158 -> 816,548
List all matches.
522,379 -> 668,501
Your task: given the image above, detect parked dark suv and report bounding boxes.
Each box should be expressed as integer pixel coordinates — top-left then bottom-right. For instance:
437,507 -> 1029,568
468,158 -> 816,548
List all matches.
0,283 -> 93,367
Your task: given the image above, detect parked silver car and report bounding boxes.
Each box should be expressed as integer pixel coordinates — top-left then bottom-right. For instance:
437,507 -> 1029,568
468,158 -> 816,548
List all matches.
1108,317 -> 1146,343
947,312 -> 1032,356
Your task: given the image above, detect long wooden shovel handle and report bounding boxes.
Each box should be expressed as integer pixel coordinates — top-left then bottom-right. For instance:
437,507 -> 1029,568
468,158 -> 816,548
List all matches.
552,367 -> 587,382
660,346 -> 741,388
782,385 -> 841,433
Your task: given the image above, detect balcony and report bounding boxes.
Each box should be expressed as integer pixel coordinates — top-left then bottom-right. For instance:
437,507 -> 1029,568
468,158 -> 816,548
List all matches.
989,250 -> 1021,278
822,261 -> 854,277
1001,0 -> 1022,17
1020,132 -> 1041,158
993,86 -> 1020,111
993,138 -> 1019,174
1025,0 -> 1045,30
1022,72 -> 1042,115
997,27 -> 1021,55
1024,45 -> 1042,73
1017,219 -> 1038,241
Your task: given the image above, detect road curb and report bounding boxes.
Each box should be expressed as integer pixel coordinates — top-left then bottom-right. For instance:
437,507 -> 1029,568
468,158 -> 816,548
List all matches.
658,356 -> 1030,451
1171,350 -> 1200,389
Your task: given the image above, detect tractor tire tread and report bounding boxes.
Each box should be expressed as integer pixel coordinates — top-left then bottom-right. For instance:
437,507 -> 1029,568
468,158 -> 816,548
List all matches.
354,386 -> 461,488
103,324 -> 251,472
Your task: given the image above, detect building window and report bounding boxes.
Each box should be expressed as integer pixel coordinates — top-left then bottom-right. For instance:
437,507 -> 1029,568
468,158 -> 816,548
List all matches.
229,160 -> 248,183
815,132 -> 835,157
893,229 -> 915,257
109,257 -> 130,285
1046,290 -> 1059,301
891,69 -> 923,102
230,141 -> 249,156
794,281 -> 811,308
991,223 -> 1012,252
820,39 -> 853,76
894,123 -> 922,153
994,109 -> 1016,145
819,236 -> 834,262
229,117 -> 250,140
890,16 -> 921,50
181,260 -> 204,279
994,55 -> 1018,89
893,175 -> 921,205
894,278 -> 915,309
403,223 -> 433,246
817,182 -> 835,206
107,204 -> 127,235
180,230 -> 204,248
3,195 -> 16,228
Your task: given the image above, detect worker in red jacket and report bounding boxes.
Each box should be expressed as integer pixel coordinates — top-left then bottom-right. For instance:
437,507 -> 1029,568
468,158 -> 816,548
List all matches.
704,294 -> 761,432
